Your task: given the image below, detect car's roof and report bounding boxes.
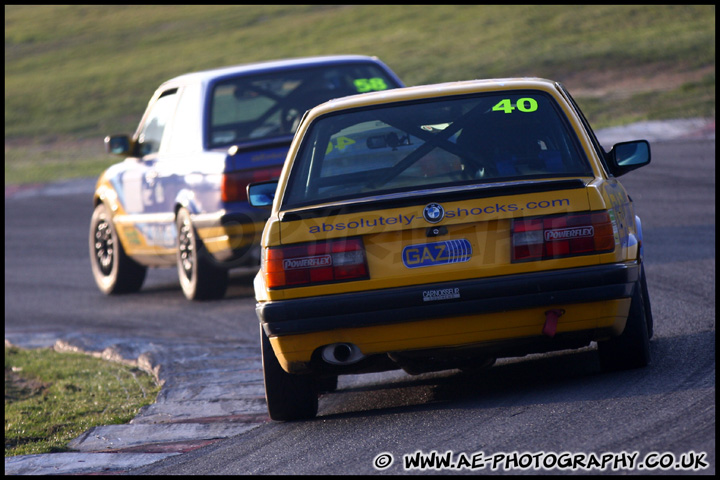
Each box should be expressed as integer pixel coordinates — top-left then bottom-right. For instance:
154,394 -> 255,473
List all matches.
160,55 -> 389,88
308,77 -> 562,115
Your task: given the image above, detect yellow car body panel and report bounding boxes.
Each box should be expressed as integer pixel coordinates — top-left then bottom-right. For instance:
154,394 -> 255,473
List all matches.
262,183 -> 625,301
195,222 -> 265,254
270,298 -> 631,372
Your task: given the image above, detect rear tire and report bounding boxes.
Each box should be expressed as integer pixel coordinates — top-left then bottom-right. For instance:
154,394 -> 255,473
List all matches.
639,264 -> 654,339
261,327 -> 318,421
176,208 -> 228,300
89,203 -> 147,294
597,277 -> 651,372
317,375 -> 339,393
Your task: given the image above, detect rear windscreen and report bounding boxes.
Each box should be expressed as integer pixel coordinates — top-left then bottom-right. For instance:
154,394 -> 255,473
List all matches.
282,91 -> 593,209
209,63 -> 400,147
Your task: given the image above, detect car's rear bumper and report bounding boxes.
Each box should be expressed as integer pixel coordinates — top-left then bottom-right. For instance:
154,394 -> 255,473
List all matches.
258,262 -> 639,337
194,209 -> 268,266
257,262 -> 639,371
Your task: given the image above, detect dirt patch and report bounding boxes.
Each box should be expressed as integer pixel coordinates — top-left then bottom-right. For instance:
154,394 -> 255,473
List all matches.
5,367 -> 52,402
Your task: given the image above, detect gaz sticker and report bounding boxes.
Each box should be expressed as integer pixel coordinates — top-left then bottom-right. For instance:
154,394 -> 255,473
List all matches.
402,239 -> 472,269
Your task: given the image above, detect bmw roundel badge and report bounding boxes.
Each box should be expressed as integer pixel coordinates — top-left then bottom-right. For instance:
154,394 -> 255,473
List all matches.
423,203 -> 445,224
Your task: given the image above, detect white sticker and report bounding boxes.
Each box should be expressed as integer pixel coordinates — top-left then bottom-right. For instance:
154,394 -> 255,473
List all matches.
422,288 -> 460,302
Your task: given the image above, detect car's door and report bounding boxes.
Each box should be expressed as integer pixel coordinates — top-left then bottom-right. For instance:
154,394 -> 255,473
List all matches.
121,87 -> 181,258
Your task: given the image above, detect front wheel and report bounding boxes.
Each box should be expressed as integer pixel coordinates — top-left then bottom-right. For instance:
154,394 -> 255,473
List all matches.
89,203 -> 147,294
261,327 -> 318,421
597,278 -> 651,372
176,208 -> 228,300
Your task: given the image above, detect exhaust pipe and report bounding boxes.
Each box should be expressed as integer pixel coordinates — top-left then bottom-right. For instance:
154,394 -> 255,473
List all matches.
321,343 -> 365,365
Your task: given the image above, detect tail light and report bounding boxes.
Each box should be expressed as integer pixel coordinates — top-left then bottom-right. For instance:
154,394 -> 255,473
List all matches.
263,238 -> 368,289
512,211 -> 615,262
221,167 -> 283,203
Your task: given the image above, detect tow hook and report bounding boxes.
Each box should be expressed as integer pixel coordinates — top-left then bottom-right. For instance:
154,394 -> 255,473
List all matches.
542,309 -> 565,337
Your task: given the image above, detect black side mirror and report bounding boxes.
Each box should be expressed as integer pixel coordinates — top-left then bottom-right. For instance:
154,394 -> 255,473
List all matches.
607,140 -> 651,176
104,135 -> 131,156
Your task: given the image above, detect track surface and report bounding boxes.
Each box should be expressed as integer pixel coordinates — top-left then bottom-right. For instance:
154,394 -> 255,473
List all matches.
5,139 -> 715,474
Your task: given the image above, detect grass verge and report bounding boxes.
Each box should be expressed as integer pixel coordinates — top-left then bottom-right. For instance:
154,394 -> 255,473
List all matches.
4,344 -> 161,457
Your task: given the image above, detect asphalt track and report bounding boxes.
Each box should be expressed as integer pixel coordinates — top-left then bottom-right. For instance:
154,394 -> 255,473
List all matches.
4,119 -> 715,475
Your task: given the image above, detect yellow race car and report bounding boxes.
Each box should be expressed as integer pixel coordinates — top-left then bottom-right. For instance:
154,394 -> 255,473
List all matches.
249,78 -> 653,420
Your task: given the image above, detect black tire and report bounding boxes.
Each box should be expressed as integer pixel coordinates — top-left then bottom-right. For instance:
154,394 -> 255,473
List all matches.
459,357 -> 497,375
639,264 -> 654,339
317,375 -> 339,394
597,279 -> 651,372
89,203 -> 147,294
261,327 -> 318,421
176,208 -> 228,300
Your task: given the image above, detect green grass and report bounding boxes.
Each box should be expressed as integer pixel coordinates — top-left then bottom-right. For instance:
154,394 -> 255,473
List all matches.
5,345 -> 161,456
4,5 -> 715,185
5,139 -> 114,185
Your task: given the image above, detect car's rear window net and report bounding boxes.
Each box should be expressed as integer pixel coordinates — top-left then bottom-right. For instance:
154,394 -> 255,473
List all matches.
282,91 -> 593,208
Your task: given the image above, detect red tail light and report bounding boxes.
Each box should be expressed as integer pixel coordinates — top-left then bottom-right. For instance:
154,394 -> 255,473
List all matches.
512,211 -> 615,262
221,167 -> 283,203
264,238 -> 368,289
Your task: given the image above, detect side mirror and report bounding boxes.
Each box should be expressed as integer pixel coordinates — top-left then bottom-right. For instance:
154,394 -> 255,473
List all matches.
104,135 -> 131,156
607,140 -> 651,176
247,180 -> 279,208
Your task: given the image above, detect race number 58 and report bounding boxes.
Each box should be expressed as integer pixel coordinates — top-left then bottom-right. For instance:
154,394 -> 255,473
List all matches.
354,78 -> 389,93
